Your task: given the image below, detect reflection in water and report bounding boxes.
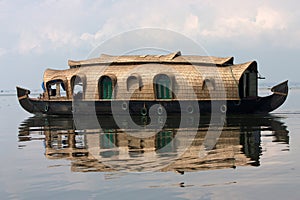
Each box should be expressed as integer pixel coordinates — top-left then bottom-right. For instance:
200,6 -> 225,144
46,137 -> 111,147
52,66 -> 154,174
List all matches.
18,115 -> 289,173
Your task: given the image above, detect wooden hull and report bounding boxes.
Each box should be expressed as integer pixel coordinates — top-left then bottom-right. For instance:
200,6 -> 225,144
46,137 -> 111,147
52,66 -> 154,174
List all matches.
16,81 -> 288,116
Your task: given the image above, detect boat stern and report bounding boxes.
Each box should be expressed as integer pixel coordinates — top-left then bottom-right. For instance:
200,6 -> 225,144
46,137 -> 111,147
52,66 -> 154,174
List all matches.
16,86 -> 36,114
17,86 -> 30,99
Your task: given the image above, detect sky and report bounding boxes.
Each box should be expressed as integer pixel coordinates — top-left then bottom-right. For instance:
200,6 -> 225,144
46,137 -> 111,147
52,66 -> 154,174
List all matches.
0,0 -> 299,91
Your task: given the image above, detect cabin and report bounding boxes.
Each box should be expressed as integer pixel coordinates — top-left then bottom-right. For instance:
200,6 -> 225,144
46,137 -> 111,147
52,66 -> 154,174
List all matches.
42,51 -> 258,101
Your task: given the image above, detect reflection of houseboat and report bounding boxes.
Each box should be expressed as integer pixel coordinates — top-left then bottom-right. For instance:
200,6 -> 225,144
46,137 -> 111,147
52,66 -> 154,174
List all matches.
18,115 -> 289,172
17,51 -> 288,115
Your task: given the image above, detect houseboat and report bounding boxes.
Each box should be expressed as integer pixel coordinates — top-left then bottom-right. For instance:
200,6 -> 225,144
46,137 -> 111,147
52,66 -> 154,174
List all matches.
17,51 -> 288,115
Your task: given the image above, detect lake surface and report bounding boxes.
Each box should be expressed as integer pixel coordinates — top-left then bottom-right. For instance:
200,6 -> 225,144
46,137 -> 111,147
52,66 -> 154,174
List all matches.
1,88 -> 300,200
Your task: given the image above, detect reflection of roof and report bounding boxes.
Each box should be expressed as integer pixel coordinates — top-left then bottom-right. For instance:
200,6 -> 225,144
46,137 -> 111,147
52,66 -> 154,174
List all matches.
68,51 -> 234,67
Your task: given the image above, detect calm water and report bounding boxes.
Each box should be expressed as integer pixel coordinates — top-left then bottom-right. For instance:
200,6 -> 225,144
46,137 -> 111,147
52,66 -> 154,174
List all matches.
1,88 -> 300,200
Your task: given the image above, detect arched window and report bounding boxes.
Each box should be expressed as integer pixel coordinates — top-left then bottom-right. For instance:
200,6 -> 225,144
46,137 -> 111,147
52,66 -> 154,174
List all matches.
46,79 -> 67,99
202,79 -> 215,91
99,76 -> 113,99
127,74 -> 142,92
154,74 -> 172,99
71,75 -> 83,99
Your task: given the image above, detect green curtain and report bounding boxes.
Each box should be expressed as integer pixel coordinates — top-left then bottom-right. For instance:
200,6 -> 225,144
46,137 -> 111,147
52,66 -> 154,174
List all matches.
100,77 -> 113,99
156,131 -> 173,150
156,75 -> 171,99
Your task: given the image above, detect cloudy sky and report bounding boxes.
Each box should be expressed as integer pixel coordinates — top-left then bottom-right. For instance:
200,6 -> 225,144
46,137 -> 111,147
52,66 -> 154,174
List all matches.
0,0 -> 299,91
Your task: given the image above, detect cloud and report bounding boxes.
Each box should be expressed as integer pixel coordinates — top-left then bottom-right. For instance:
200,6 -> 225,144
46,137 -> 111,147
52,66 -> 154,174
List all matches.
17,27 -> 84,54
1,0 -> 93,55
42,28 -> 78,46
200,6 -> 287,38
18,31 -> 42,54
1,0 -> 300,56
74,1 -> 300,50
0,48 -> 7,57
0,0 -> 299,90
184,14 -> 200,36
256,6 -> 287,30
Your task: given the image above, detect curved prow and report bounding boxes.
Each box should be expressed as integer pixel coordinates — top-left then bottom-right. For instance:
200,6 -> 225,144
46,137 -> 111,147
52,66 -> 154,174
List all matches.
269,80 -> 288,112
257,80 -> 288,113
16,86 -> 35,114
271,80 -> 288,96
17,86 -> 30,99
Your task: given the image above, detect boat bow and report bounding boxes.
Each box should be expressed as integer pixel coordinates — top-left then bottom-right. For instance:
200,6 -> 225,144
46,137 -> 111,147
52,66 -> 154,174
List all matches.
256,80 -> 288,113
271,80 -> 289,96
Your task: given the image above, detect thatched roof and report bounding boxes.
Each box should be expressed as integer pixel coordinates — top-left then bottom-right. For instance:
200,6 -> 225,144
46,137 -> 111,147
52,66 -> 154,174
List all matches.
68,51 -> 234,68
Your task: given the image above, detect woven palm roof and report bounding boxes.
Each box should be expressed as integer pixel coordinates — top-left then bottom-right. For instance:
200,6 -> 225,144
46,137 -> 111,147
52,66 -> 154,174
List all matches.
68,51 -> 234,68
